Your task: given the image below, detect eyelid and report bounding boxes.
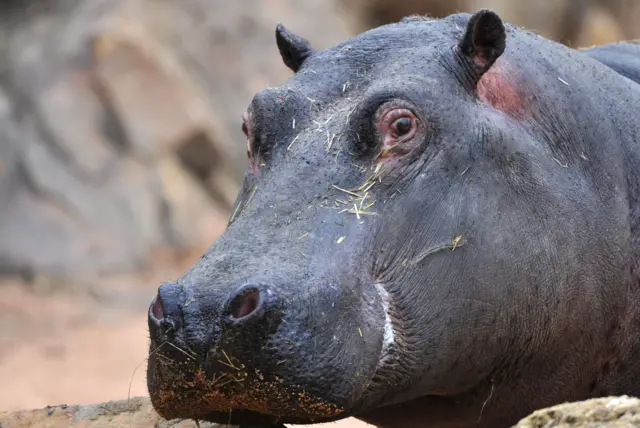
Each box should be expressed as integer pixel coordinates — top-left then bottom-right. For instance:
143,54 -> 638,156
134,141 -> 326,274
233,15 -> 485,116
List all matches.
380,108 -> 415,124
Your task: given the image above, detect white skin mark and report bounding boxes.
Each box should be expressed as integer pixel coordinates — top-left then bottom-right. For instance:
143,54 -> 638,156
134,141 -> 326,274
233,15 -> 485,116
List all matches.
374,283 -> 395,363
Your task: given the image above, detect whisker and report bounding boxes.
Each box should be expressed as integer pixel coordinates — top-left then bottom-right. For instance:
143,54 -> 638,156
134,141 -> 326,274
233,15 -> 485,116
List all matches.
161,341 -> 197,360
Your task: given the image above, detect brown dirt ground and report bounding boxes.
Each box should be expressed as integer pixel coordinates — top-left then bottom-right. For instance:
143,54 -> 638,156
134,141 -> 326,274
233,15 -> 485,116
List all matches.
0,247 -> 369,427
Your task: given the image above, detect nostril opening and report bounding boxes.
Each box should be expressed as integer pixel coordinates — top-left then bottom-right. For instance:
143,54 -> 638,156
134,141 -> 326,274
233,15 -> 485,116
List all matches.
152,294 -> 164,321
229,287 -> 262,320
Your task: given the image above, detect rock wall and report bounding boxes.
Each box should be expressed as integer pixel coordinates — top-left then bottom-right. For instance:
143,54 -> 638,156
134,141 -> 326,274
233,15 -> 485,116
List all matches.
340,0 -> 640,47
1,0 -> 636,282
1,0 -> 637,282
0,0 -> 352,280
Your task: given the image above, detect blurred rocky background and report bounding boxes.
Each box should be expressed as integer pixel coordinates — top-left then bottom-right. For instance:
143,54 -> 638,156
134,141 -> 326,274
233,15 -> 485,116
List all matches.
0,0 -> 638,426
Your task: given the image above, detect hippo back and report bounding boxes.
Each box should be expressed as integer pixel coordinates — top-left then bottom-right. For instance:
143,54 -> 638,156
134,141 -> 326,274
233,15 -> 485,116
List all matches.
582,41 -> 640,85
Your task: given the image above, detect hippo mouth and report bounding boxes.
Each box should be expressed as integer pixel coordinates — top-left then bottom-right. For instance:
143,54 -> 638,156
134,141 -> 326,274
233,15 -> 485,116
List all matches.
147,356 -> 344,424
146,342 -> 347,426
146,294 -> 350,426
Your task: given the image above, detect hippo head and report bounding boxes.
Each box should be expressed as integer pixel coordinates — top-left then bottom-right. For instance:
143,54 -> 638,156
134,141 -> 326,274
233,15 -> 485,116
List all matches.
147,9 -> 630,427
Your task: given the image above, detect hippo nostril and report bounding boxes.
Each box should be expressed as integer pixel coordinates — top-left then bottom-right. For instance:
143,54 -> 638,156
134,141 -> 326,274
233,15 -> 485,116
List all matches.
148,281 -> 184,334
229,287 -> 262,320
151,294 -> 164,321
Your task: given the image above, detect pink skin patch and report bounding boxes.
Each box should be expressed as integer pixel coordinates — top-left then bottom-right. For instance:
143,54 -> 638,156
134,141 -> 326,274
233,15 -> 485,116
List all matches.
476,59 -> 527,119
251,161 -> 260,175
472,53 -> 490,69
247,140 -> 261,174
243,112 -> 262,175
377,147 -> 409,165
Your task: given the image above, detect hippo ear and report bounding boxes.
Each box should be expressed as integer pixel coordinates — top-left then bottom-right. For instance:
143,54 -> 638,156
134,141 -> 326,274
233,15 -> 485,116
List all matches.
457,9 -> 506,85
275,23 -> 315,72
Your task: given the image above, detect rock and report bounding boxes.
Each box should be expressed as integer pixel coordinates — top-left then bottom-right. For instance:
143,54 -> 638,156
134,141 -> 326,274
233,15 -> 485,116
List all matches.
340,0 -> 640,48
0,0 -> 352,281
574,5 -> 626,48
0,396 -> 220,427
3,395 -> 640,427
596,0 -> 640,43
513,396 -> 640,427
339,0 -> 583,45
0,397 -> 366,427
338,0 -> 466,34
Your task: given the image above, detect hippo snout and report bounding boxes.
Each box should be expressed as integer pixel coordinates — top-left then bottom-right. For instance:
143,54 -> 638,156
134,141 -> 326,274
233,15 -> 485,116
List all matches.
148,281 -> 282,361
147,278 -> 321,423
146,267 -> 383,424
149,282 -> 270,333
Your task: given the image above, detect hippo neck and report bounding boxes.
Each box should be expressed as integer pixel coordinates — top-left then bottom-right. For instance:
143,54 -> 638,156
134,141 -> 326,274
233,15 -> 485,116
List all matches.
581,42 -> 640,402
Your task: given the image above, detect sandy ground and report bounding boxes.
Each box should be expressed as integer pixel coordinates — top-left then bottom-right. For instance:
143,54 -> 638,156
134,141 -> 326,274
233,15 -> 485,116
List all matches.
0,251 -> 370,427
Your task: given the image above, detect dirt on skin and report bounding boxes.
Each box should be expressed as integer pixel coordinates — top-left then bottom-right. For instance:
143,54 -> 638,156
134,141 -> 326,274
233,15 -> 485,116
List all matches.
0,249 -> 370,428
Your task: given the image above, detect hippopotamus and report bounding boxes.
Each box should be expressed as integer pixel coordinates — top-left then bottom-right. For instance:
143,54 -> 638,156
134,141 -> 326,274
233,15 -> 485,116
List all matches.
145,9 -> 640,428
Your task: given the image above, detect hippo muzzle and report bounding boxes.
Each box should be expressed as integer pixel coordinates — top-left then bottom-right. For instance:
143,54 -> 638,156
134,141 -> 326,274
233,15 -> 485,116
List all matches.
146,246 -> 388,426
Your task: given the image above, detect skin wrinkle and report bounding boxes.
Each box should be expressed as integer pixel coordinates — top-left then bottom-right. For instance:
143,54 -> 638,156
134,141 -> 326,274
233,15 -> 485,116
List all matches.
367,163 -> 479,399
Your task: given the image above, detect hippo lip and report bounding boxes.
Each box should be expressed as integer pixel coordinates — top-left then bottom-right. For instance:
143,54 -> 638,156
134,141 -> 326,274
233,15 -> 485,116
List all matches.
194,409 -> 281,426
147,334 -> 348,424
197,409 -> 347,426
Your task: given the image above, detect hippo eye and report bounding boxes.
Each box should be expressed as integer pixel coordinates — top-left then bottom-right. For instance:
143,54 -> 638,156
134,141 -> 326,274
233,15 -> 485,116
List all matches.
392,117 -> 412,137
378,108 -> 418,149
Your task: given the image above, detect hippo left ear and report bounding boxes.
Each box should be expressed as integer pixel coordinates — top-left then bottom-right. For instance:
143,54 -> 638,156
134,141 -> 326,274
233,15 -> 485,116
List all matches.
456,9 -> 506,85
275,23 -> 315,73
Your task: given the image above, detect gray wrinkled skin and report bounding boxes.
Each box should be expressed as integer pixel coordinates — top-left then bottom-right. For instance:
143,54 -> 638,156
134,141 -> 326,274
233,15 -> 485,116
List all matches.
146,10 -> 640,428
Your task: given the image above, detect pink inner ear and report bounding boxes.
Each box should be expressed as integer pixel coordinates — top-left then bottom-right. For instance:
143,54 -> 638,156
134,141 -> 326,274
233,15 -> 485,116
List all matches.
472,53 -> 488,68
476,59 -> 527,119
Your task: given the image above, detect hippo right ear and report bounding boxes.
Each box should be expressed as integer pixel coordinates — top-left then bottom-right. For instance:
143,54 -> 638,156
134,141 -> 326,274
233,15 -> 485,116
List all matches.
275,23 -> 315,73
456,9 -> 506,86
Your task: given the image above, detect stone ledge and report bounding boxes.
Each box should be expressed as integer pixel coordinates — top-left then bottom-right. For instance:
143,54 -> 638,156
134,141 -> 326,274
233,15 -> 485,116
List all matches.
0,397 -> 217,428
2,395 -> 640,427
514,395 -> 640,427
